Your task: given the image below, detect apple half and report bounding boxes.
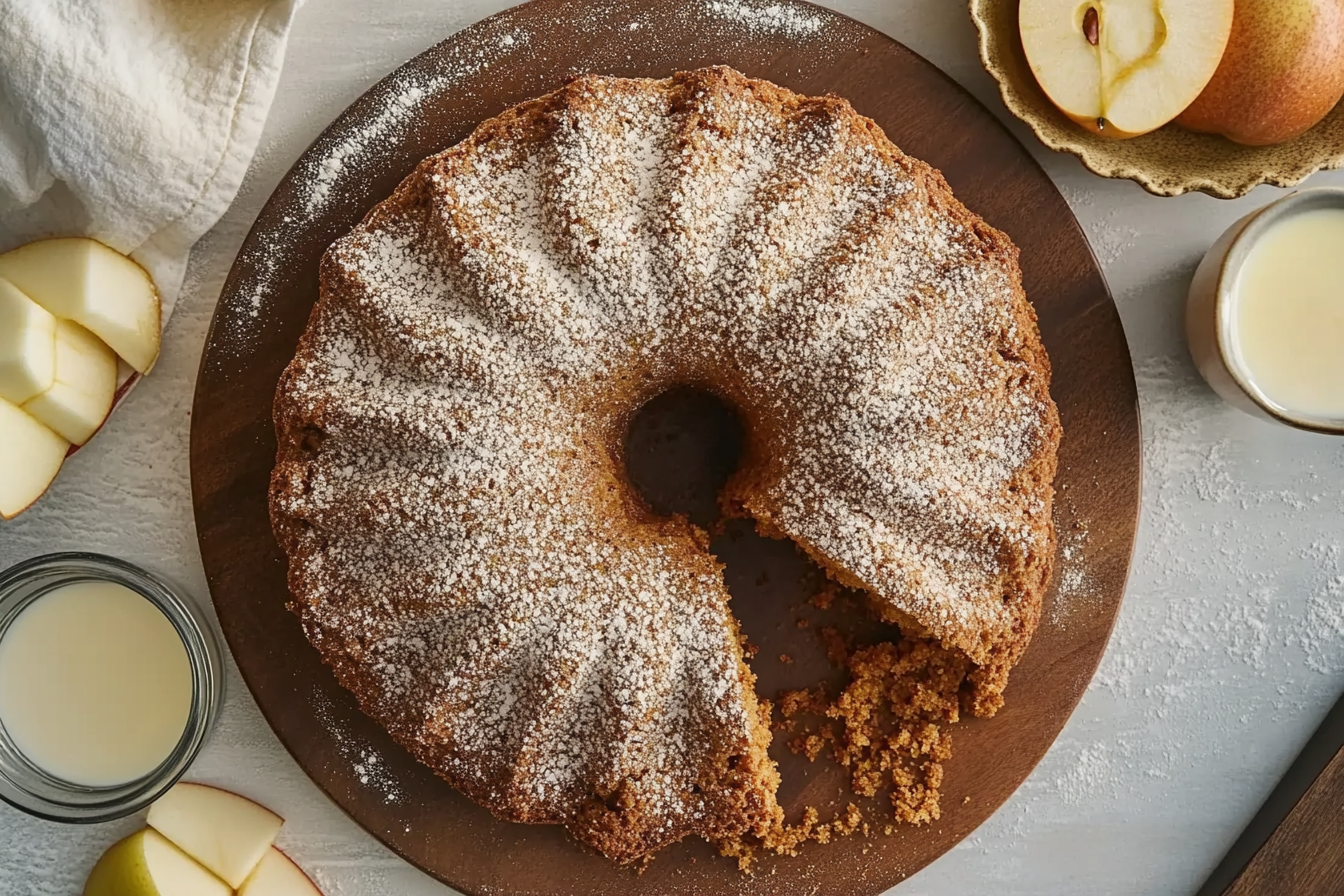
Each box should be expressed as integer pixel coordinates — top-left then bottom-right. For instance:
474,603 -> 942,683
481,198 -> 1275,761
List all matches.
0,237 -> 161,374
0,399 -> 68,520
1020,0 -> 1235,137
22,321 -> 117,446
82,828 -> 230,896
238,848 -> 324,896
147,782 -> 284,889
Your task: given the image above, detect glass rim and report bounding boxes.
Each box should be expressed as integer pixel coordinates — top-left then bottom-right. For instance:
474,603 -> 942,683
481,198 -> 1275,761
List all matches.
0,552 -> 222,823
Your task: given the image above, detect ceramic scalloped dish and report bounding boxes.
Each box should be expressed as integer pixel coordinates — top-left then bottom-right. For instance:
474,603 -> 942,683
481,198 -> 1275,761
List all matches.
969,0 -> 1344,198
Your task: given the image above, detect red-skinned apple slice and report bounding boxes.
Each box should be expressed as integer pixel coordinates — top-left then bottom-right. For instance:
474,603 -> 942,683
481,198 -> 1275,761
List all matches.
147,783 -> 283,889
237,848 -> 324,896
22,321 -> 117,446
0,399 -> 68,520
0,278 -> 57,406
0,238 -> 161,374
1020,0 -> 1235,137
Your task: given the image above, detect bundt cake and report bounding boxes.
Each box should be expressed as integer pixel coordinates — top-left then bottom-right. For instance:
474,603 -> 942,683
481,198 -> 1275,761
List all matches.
270,66 -> 1060,865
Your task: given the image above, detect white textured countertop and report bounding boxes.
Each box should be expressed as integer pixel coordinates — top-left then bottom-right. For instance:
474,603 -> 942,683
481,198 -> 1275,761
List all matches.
3,2 -> 1343,894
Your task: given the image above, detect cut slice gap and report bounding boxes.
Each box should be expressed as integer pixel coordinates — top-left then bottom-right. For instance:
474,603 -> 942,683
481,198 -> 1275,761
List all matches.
712,520 -> 971,849
621,385 -> 978,863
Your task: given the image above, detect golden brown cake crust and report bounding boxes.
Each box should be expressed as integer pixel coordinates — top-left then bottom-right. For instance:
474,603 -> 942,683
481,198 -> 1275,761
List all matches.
270,67 -> 1059,865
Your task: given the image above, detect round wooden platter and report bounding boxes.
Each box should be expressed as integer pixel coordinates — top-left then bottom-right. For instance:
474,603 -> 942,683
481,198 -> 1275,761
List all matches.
190,1 -> 1141,893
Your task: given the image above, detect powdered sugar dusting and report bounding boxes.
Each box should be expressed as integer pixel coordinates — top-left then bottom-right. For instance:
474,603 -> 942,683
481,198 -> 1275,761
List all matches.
305,85 -> 427,215
704,0 -> 826,36
302,30 -> 533,217
1048,524 -> 1096,629
212,1 -> 864,363
312,690 -> 404,805
269,68 -> 1056,860
1293,543 -> 1344,674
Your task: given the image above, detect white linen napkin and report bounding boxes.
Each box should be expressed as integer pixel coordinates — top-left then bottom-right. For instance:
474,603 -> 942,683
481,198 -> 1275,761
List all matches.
0,0 -> 303,328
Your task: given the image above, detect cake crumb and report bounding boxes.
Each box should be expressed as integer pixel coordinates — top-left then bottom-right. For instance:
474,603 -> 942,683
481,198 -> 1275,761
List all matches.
811,583 -> 840,610
783,634 -> 967,828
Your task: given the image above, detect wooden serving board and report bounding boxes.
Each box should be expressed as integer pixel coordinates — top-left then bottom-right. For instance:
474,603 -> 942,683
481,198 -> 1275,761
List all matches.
1199,689 -> 1344,896
189,1 -> 1142,893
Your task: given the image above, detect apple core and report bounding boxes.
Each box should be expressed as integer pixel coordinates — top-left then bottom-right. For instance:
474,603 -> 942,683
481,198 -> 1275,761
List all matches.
1020,0 -> 1234,138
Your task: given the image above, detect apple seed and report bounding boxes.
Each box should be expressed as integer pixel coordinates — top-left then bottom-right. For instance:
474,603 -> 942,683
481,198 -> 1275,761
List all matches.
1083,6 -> 1099,46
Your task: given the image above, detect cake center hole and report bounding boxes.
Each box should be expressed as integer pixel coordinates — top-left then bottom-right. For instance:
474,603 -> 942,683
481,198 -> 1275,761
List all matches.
623,386 -> 744,529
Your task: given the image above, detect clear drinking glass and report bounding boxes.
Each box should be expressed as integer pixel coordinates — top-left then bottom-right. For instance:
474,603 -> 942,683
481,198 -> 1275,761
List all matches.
0,553 -> 222,822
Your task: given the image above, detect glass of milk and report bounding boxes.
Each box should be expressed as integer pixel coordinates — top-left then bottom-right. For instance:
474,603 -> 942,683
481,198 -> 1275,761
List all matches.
1188,186 -> 1344,434
0,553 -> 222,822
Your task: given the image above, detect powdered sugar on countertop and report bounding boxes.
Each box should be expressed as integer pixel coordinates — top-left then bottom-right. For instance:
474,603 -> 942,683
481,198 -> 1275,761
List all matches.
1046,523 -> 1096,630
934,173 -> 1344,894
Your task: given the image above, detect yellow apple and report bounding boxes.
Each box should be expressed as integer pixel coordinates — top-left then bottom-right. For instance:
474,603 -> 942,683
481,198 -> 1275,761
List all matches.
82,828 -> 230,896
0,399 -> 68,520
1176,0 -> 1344,145
0,237 -> 161,373
147,782 -> 284,889
22,321 -> 117,446
0,278 -> 57,406
1021,0 -> 1236,137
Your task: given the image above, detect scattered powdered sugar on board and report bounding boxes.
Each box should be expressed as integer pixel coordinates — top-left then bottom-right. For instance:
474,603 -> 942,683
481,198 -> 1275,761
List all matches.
312,689 -> 404,805
351,749 -> 401,800
1047,522 -> 1096,630
209,228 -> 295,363
210,2 -> 862,363
301,29 -> 533,217
703,0 -> 826,36
304,84 -> 427,215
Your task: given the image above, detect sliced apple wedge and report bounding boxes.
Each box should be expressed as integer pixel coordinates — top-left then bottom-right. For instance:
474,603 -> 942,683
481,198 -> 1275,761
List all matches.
238,848 -> 324,896
83,828 -> 231,896
0,237 -> 161,373
1020,0 -> 1235,137
147,782 -> 284,889
0,278 -> 57,405
0,399 -> 68,520
22,321 -> 117,446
